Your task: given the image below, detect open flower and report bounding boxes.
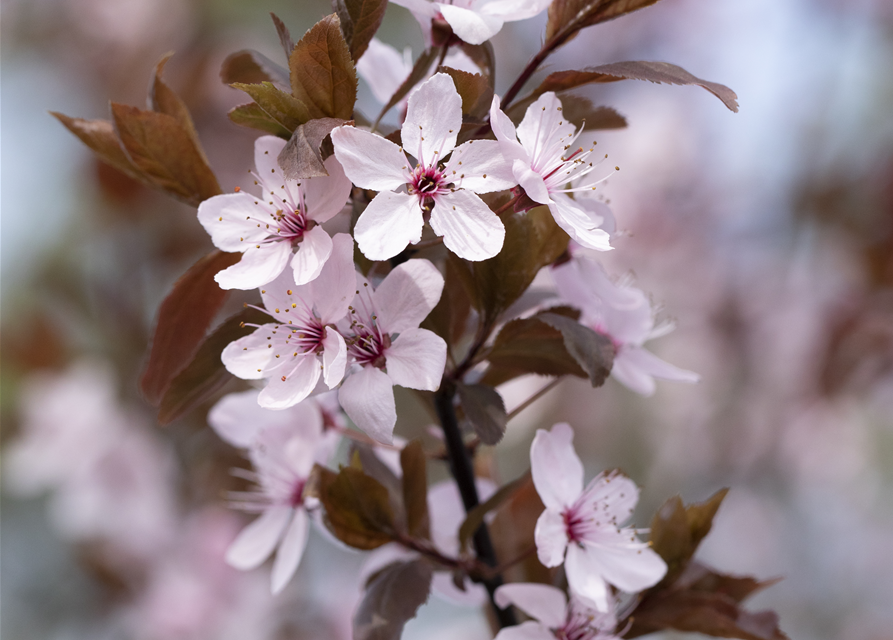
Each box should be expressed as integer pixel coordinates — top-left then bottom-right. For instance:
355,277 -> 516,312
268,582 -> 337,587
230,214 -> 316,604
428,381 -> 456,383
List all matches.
494,583 -> 621,640
531,423 -> 667,611
490,93 -> 615,252
391,0 -> 553,45
551,256 -> 700,395
331,73 -> 515,261
337,259 -> 447,443
197,135 -> 352,289
221,233 -> 356,409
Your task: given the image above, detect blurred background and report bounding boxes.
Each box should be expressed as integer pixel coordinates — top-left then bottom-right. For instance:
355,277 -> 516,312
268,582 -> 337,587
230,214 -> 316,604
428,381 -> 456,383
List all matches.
2,0 -> 892,638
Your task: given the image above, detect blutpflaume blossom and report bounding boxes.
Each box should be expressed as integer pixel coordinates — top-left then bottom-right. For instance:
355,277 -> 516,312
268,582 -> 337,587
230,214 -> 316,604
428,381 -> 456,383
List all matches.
391,0 -> 553,45
337,259 -> 447,443
331,73 -> 515,261
197,136 -> 352,289
221,234 -> 356,409
531,423 -> 667,611
490,93 -> 615,252
552,256 -> 701,395
494,583 -> 620,640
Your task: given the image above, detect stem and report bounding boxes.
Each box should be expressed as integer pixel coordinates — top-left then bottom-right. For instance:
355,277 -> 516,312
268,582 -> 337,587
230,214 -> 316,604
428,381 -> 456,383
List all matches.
492,193 -> 521,217
434,384 -> 516,628
501,45 -> 552,110
483,544 -> 538,580
506,377 -> 562,422
436,43 -> 450,70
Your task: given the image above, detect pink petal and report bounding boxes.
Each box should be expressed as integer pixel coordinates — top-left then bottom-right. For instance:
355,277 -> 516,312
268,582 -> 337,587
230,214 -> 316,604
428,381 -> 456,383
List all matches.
258,354 -> 322,410
513,159 -> 552,204
225,505 -> 293,570
478,0 -> 553,20
582,539 -> 667,594
620,347 -> 700,387
310,233 -> 358,323
530,423 -> 584,510
493,621 -> 553,640
577,471 -> 640,528
254,135 -> 290,203
271,509 -> 310,594
355,191 -> 425,261
565,542 -> 611,613
290,225 -> 333,286
494,583 -> 567,627
489,96 -> 526,162
215,242 -> 291,290
437,3 -> 504,45
534,508 -> 569,567
429,190 -> 505,261
330,126 -> 408,191
442,139 -> 517,193
322,327 -> 347,389
207,389 -> 270,448
259,268 -> 315,324
372,259 -> 444,334
338,366 -> 396,444
303,155 -> 353,223
517,93 -> 576,167
401,73 -> 461,167
610,351 -> 656,396
221,325 -> 279,380
431,571 -> 490,607
548,193 -> 613,251
384,328 -> 446,392
196,192 -> 272,252
356,39 -> 412,105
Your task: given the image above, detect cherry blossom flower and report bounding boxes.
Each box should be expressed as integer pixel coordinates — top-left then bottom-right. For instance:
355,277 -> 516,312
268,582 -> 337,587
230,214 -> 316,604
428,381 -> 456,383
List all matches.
490,93 -> 615,252
494,582 -> 621,640
331,73 -> 515,261
337,259 -> 447,443
211,392 -> 340,594
197,135 -> 352,289
390,0 -> 553,45
551,256 -> 700,395
221,233 -> 356,410
531,423 -> 667,611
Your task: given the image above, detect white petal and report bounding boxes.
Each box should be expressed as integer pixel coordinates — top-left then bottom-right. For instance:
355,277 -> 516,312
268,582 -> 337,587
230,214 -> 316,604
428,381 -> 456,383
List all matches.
588,541 -> 667,594
303,155 -> 353,223
339,366 -> 396,444
196,192 -> 273,251
258,354 -> 322,410
442,139 -> 517,193
565,543 -> 611,613
429,190 -> 505,261
437,3 -> 504,45
385,328 -> 446,391
254,135 -> 290,203
534,508 -> 569,567
290,225 -> 333,286
322,327 -> 347,389
621,347 -> 700,386
310,233 -> 358,323
577,471 -> 640,528
493,621 -> 553,640
530,423 -> 584,510
431,571 -> 490,607
373,259 -> 444,333
478,0 -> 552,20
489,95 -> 527,162
215,242 -> 292,290
494,583 -> 567,627
331,126 -> 408,191
428,478 -> 497,556
225,505 -> 293,570
548,193 -> 613,251
356,39 -> 412,105
221,325 -> 279,380
610,352 -> 656,396
355,191 -> 425,261
517,93 -> 576,166
207,389 -> 270,448
551,258 -> 642,312
401,73 -> 461,167
514,159 -> 552,204
271,509 -> 310,594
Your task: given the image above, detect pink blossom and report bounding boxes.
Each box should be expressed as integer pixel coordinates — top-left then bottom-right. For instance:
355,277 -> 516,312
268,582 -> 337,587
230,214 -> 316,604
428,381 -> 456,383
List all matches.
391,0 -> 553,45
490,93 -> 616,252
531,423 -> 667,611
331,73 -> 515,261
337,259 -> 447,443
197,136 -> 352,289
494,582 -> 621,640
551,256 -> 700,395
221,233 -> 356,410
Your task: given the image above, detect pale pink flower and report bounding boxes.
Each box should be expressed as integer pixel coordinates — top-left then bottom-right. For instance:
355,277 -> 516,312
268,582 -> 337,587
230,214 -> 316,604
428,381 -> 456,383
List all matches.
551,256 -> 700,395
197,135 -> 352,289
391,0 -> 553,45
494,582 -> 620,640
331,73 -> 515,261
531,423 -> 667,611
221,233 -> 356,410
337,259 -> 447,443
490,93 -> 615,251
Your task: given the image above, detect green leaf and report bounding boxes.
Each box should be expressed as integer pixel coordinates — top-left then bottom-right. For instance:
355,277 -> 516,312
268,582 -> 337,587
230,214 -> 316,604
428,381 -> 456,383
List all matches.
220,50 -> 290,86
457,473 -> 529,552
333,0 -> 388,61
277,117 -> 347,180
354,559 -> 433,640
546,0 -> 664,46
140,250 -> 240,405
149,53 -> 205,161
437,67 -> 493,120
111,103 -> 222,206
289,14 -> 357,120
374,47 -> 439,127
227,102 -> 293,138
270,12 -> 295,58
320,465 -> 397,549
50,112 -> 142,180
230,82 -> 311,132
400,440 -> 430,540
157,307 -> 268,424
456,382 -> 507,445
536,311 -> 614,387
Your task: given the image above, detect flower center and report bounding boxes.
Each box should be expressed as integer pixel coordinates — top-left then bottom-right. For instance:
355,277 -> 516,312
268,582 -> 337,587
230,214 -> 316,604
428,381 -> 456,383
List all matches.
276,317 -> 327,355
272,207 -> 313,244
409,165 -> 448,197
346,321 -> 390,369
289,478 -> 306,508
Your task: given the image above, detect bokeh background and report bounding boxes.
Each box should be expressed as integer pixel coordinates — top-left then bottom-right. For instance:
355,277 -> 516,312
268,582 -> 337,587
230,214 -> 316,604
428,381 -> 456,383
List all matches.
2,0 -> 892,638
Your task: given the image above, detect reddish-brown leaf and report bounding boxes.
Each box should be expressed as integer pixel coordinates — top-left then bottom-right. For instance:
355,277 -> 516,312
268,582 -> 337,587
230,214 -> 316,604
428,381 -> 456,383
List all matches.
354,559 -> 433,640
220,50 -> 290,87
149,53 -> 205,159
289,14 -> 357,120
319,465 -> 397,550
50,112 -> 142,180
270,12 -> 295,58
333,0 -> 388,61
140,250 -> 239,406
546,0 -> 663,45
400,440 -> 430,540
437,67 -> 493,120
277,117 -> 348,180
230,82 -> 310,132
